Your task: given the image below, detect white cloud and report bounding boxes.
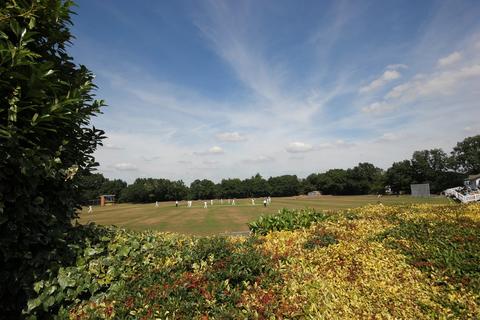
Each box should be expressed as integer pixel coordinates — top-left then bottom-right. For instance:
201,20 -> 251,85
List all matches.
376,132 -> 400,142
317,139 -> 355,149
216,131 -> 246,142
142,156 -> 161,162
203,160 -> 219,165
102,142 -> 124,150
464,126 -> 479,133
386,64 -> 408,70
359,69 -> 401,93
192,1 -> 349,125
361,101 -> 395,113
195,146 -> 225,155
385,83 -> 411,99
242,155 -> 274,164
209,146 -> 224,154
385,64 -> 480,101
289,155 -> 304,160
334,139 -> 355,148
113,163 -> 138,171
285,142 -> 313,153
84,3 -> 480,185
437,51 -> 462,67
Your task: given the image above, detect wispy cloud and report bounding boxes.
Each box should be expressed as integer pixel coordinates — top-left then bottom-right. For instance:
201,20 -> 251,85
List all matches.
437,51 -> 462,67
114,163 -> 138,171
195,146 -> 225,156
385,64 -> 480,101
72,1 -> 480,183
285,142 -> 313,153
362,101 -> 395,113
317,140 -> 356,149
386,64 -> 408,70
202,160 -> 219,166
142,156 -> 162,162
375,132 -> 400,142
359,69 -> 401,93
216,132 -> 247,142
102,142 -> 124,150
242,155 -> 274,164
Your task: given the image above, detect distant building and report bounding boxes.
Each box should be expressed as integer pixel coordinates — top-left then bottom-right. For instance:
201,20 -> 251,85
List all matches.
410,184 -> 430,197
100,194 -> 116,206
307,191 -> 322,197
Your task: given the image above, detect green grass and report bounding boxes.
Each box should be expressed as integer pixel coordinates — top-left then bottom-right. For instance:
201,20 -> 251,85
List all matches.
77,195 -> 448,235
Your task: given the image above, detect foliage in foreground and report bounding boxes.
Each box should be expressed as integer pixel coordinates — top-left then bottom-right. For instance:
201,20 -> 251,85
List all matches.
25,226 -> 281,319
25,203 -> 480,319
0,0 -> 104,316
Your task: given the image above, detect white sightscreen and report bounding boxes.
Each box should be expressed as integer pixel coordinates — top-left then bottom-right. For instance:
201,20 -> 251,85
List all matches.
411,184 -> 430,197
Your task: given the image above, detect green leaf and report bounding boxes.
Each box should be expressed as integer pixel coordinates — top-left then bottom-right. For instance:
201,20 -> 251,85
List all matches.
33,196 -> 43,205
57,269 -> 75,289
28,17 -> 36,29
43,295 -> 55,308
27,298 -> 42,312
20,28 -> 27,41
33,281 -> 44,294
31,113 -> 39,124
118,245 -> 130,257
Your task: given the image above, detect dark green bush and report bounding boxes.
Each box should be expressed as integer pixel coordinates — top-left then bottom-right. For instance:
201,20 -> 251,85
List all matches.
0,0 -> 104,316
248,208 -> 331,235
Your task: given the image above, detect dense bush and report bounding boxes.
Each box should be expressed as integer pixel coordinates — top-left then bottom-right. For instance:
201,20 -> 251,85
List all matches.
0,0 -> 104,316
248,208 -> 332,235
25,226 -> 281,319
259,203 -> 480,318
22,204 -> 480,319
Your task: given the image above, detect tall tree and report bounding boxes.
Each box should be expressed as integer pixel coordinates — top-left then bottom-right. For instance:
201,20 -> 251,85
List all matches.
100,179 -> 128,198
77,172 -> 108,202
243,173 -> 270,197
346,162 -> 384,195
268,175 -> 300,197
317,169 -> 348,195
218,178 -> 245,199
385,160 -> 414,194
410,149 -> 461,193
411,149 -> 448,183
0,1 -> 104,315
451,135 -> 480,175
190,179 -> 217,200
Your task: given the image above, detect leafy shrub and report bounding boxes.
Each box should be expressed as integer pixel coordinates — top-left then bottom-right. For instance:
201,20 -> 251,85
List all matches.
248,207 -> 330,235
375,205 -> 480,313
303,228 -> 339,249
21,204 -> 480,319
24,226 -> 281,319
0,1 -> 104,316
259,203 -> 480,318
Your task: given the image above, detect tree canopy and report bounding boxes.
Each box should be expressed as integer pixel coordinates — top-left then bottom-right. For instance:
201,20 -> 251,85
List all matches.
0,0 -> 104,315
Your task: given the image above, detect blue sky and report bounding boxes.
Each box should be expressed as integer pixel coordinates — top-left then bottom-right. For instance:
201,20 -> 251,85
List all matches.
70,0 -> 480,183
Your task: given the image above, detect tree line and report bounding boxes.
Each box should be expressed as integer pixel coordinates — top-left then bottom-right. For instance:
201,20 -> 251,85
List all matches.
79,135 -> 480,203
